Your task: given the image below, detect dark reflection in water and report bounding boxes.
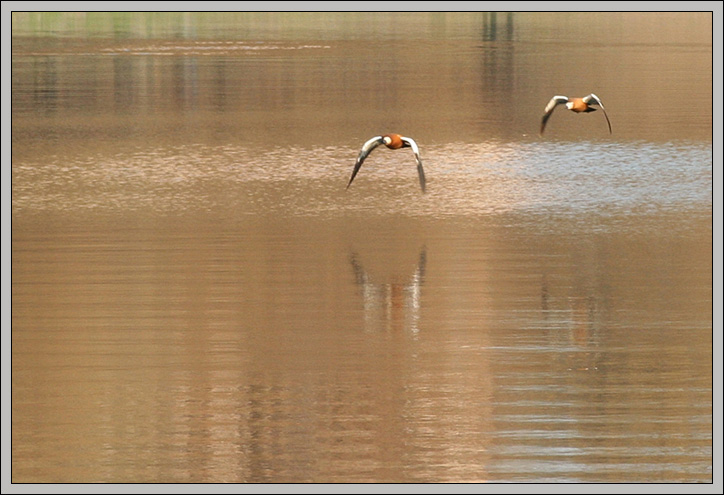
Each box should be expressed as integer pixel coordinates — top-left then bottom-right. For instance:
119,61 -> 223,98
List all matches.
11,12 -> 713,149
11,12 -> 713,484
482,12 -> 514,42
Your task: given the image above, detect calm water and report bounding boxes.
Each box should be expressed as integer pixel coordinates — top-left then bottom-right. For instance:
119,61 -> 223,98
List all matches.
11,12 -> 713,484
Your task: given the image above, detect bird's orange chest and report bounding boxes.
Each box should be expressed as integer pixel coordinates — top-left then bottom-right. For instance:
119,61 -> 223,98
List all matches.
383,134 -> 405,149
568,99 -> 589,112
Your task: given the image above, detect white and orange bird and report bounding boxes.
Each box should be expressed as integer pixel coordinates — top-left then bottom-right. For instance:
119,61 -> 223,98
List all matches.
346,133 -> 426,193
540,94 -> 612,136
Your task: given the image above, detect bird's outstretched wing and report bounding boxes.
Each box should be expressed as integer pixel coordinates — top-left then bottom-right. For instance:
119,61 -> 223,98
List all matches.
582,93 -> 612,134
401,136 -> 426,193
347,136 -> 385,190
540,95 -> 569,135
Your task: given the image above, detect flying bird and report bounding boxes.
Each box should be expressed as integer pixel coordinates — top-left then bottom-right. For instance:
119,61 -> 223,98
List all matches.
540,94 -> 612,136
346,134 -> 426,193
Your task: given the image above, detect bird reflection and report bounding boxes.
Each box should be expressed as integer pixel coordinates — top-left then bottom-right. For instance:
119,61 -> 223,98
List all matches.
349,246 -> 427,334
540,273 -> 603,352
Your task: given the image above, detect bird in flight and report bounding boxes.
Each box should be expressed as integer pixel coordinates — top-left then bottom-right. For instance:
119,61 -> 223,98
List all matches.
346,134 -> 426,193
540,93 -> 612,136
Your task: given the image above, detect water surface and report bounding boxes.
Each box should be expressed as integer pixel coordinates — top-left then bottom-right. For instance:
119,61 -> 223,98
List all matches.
11,12 -> 713,484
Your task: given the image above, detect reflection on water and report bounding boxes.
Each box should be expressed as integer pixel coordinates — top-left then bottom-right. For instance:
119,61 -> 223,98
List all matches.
11,12 -> 712,149
11,12 -> 713,484
12,212 -> 712,483
350,246 -> 426,334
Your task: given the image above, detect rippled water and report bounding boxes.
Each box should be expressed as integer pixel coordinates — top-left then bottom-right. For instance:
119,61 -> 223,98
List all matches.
11,12 -> 713,484
12,140 -> 712,218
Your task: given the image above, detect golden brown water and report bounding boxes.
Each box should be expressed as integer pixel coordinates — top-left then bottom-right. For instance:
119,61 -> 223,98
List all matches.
11,12 -> 713,483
